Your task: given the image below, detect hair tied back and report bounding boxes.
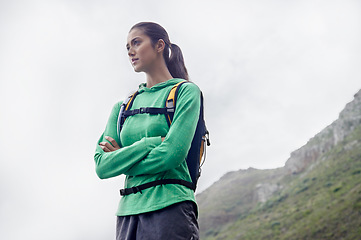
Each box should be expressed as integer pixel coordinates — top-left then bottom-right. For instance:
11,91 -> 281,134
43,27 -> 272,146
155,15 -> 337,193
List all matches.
130,22 -> 189,80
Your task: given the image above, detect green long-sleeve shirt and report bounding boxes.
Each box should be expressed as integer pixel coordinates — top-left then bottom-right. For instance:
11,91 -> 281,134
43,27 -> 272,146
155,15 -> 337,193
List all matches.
94,78 -> 200,216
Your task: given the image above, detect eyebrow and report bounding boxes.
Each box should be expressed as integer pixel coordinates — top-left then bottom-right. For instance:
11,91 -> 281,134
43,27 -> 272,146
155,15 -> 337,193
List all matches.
126,37 -> 140,49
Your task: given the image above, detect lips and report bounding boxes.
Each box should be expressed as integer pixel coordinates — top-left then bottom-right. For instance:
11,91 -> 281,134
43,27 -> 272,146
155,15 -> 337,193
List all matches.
131,58 -> 139,65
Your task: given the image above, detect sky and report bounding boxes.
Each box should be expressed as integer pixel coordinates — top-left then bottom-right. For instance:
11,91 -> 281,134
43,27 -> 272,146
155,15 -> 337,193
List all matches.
0,0 -> 360,239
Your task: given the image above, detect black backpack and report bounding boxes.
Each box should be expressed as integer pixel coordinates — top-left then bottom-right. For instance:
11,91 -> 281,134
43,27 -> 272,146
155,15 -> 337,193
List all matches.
117,81 -> 210,196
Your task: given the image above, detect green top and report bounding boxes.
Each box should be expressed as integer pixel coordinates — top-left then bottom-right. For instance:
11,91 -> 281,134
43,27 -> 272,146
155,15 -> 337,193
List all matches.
94,78 -> 201,216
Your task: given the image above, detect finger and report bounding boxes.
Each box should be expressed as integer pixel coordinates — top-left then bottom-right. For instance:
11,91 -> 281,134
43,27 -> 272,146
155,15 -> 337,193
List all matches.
105,136 -> 120,149
99,142 -> 111,147
99,141 -> 115,151
100,140 -> 116,151
104,142 -> 116,151
99,144 -> 111,152
103,146 -> 111,152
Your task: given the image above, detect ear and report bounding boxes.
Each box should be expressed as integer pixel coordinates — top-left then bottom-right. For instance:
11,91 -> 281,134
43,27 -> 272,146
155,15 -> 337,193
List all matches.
156,39 -> 166,53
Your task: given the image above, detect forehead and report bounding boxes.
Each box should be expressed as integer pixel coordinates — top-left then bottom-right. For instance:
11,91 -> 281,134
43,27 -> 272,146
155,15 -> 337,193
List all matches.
127,28 -> 146,43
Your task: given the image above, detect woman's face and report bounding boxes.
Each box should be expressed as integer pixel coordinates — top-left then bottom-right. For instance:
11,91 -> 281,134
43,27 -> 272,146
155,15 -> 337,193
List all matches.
126,28 -> 158,73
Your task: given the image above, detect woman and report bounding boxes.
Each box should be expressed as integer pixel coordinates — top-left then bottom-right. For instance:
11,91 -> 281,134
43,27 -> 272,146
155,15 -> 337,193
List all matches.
94,22 -> 201,239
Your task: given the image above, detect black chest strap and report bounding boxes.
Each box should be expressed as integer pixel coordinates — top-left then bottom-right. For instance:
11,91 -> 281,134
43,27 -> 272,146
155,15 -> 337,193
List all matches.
122,106 -> 174,118
119,179 -> 196,196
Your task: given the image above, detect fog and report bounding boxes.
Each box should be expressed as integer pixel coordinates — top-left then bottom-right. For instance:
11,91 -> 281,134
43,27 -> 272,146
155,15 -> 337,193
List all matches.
0,0 -> 360,239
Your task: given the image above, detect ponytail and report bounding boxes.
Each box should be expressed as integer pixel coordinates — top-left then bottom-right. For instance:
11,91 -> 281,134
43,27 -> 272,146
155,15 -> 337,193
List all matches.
166,43 -> 189,80
130,22 -> 189,81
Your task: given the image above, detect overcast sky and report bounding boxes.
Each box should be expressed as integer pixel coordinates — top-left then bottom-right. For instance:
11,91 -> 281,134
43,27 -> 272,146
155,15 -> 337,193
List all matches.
1,0 -> 360,239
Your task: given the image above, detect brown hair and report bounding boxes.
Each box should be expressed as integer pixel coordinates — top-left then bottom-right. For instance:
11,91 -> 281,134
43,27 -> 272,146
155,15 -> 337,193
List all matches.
130,22 -> 189,80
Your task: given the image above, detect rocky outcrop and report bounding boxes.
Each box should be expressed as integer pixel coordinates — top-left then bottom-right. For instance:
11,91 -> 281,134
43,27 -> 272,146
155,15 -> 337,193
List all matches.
285,89 -> 361,174
198,89 -> 361,239
255,183 -> 282,203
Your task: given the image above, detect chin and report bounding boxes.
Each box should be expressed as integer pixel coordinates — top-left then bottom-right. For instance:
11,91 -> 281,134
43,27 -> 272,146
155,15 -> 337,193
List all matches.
133,66 -> 145,73
132,64 -> 139,71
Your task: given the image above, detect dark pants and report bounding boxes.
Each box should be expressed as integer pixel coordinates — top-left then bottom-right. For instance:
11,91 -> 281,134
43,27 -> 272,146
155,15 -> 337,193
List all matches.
116,201 -> 199,240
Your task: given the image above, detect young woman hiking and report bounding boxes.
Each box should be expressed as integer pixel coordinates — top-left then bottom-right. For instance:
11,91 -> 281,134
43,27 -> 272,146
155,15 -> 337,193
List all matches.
94,22 -> 200,239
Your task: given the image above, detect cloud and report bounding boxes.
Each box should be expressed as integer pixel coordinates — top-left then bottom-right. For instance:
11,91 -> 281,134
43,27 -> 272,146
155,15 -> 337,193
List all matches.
0,0 -> 360,239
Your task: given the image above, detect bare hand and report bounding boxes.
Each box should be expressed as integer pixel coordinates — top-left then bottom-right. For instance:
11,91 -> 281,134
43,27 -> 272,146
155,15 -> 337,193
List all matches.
99,136 -> 120,152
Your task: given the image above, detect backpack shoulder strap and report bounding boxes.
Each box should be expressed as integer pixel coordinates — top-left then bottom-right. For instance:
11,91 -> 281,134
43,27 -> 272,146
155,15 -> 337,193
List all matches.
165,80 -> 187,126
117,91 -> 139,139
118,81 -> 211,195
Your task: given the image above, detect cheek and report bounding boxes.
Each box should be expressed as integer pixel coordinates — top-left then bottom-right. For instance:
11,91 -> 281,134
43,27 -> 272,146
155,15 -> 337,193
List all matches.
139,46 -> 155,61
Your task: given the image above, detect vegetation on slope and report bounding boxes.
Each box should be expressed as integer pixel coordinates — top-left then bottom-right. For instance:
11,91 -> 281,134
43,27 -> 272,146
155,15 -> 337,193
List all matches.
200,125 -> 361,240
197,167 -> 285,238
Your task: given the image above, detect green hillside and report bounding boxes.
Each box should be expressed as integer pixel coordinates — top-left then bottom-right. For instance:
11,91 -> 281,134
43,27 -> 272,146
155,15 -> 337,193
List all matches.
197,90 -> 361,240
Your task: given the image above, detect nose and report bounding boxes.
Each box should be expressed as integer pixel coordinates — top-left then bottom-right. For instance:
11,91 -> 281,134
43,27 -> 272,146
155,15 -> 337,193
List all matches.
128,47 -> 135,57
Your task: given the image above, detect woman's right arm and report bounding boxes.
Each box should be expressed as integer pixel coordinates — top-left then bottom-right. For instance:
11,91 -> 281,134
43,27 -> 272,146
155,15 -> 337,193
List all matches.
93,103 -> 162,179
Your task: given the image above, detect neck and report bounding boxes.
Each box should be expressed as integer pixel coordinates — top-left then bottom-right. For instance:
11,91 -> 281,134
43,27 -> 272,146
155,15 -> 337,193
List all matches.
145,59 -> 173,88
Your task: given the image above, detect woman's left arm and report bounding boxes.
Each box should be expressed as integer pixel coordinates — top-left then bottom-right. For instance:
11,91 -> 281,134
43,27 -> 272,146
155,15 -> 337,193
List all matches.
124,83 -> 201,176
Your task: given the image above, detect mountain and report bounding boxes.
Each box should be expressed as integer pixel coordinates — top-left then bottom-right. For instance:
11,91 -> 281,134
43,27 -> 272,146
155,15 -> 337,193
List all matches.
197,89 -> 361,240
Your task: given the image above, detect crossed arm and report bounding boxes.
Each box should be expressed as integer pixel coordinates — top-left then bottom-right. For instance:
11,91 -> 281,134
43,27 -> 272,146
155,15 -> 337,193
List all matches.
94,83 -> 200,179
99,136 -> 165,152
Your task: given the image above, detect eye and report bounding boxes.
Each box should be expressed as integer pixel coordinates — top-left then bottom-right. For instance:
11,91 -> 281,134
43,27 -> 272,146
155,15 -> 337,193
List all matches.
133,40 -> 140,46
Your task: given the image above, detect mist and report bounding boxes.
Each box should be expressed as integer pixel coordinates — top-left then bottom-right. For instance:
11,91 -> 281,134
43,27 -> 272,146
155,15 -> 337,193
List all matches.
0,0 -> 360,239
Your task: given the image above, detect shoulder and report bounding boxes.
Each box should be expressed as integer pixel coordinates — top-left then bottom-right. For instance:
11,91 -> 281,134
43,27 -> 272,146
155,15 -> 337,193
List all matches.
177,81 -> 201,97
110,101 -> 123,117
113,101 -> 123,110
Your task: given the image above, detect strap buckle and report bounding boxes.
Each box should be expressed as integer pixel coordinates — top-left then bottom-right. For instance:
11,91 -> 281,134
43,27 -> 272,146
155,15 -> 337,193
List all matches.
133,108 -> 146,114
139,107 -> 146,114
166,107 -> 175,113
119,189 -> 126,196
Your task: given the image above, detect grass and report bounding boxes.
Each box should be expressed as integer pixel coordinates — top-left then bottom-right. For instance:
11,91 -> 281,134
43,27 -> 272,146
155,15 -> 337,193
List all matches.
199,125 -> 361,240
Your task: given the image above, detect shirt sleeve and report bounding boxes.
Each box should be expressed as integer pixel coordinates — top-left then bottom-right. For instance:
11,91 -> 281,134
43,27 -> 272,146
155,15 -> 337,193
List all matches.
93,102 -> 162,179
124,83 -> 201,176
